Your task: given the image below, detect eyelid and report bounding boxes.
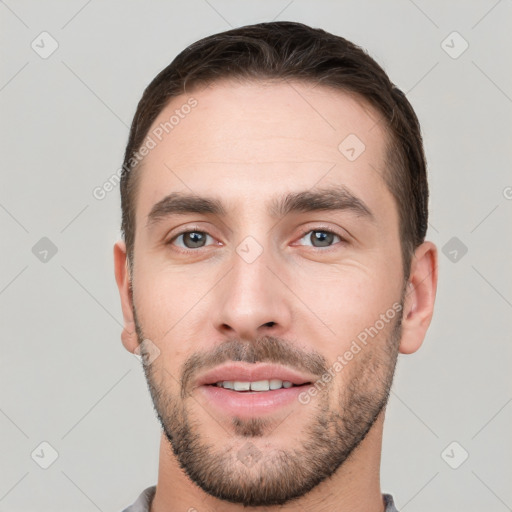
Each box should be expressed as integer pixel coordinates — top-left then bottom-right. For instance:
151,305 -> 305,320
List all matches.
298,225 -> 345,238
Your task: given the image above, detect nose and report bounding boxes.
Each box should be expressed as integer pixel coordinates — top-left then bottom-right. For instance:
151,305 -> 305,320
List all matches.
212,245 -> 292,341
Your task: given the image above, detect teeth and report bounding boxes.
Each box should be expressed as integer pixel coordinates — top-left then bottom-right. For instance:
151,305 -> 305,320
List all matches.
233,381 -> 251,391
269,379 -> 283,390
215,379 -> 295,391
250,380 -> 270,391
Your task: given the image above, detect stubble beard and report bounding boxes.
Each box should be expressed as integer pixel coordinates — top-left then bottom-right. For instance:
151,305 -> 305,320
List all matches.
134,305 -> 403,507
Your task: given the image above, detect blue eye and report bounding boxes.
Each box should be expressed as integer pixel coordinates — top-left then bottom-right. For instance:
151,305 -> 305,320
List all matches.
297,229 -> 343,248
171,231 -> 214,249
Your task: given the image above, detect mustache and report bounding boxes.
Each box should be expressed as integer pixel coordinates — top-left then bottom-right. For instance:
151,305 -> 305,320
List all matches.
181,336 -> 329,397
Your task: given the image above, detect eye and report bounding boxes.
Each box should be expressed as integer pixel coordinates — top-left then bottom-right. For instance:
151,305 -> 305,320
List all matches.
296,229 -> 344,248
169,230 -> 216,250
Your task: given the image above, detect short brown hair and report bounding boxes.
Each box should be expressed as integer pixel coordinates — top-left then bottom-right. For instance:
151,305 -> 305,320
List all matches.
120,21 -> 428,281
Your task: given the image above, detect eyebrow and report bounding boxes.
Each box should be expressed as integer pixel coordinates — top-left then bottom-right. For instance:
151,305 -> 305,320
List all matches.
270,185 -> 374,221
146,185 -> 375,227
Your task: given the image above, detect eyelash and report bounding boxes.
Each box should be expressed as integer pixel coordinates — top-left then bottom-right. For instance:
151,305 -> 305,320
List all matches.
167,225 -> 346,253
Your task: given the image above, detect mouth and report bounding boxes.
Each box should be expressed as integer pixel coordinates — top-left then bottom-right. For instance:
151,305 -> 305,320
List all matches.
209,379 -> 310,392
196,362 -> 314,390
195,363 -> 315,417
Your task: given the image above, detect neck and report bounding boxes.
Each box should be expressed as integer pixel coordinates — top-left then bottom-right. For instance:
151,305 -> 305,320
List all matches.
151,411 -> 387,512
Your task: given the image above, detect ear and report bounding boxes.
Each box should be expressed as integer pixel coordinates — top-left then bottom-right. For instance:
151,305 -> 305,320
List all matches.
399,241 -> 438,354
114,240 -> 138,354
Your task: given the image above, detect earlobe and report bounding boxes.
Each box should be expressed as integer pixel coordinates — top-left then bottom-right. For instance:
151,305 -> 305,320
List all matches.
399,241 -> 438,355
113,240 -> 139,354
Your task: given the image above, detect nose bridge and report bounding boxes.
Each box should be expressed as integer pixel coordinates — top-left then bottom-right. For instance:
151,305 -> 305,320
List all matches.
213,234 -> 291,337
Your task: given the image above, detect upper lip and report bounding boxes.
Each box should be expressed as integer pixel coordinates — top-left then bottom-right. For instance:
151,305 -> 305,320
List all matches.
196,362 -> 316,387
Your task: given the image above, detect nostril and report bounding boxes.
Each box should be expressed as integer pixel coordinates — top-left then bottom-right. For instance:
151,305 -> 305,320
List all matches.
263,321 -> 276,328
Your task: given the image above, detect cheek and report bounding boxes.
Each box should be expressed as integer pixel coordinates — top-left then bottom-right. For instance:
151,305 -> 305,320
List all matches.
322,314 -> 401,404
132,267 -> 214,374
133,260 -> 213,330
292,263 -> 400,347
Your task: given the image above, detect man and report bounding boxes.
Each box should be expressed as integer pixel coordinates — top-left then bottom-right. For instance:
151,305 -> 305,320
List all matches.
115,21 -> 437,512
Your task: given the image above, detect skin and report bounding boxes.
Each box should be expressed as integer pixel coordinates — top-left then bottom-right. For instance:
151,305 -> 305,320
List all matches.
114,80 -> 438,512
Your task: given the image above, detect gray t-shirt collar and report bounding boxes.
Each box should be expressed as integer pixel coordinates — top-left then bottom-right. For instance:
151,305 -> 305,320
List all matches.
122,486 -> 400,511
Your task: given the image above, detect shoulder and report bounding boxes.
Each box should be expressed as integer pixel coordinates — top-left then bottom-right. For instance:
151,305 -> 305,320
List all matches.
383,493 -> 400,512
121,485 -> 156,512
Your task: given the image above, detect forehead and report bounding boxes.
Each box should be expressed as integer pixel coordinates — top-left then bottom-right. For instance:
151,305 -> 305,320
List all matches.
133,79 -> 395,225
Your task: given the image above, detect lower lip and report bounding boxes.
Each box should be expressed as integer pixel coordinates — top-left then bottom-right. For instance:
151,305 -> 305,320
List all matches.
199,384 -> 310,418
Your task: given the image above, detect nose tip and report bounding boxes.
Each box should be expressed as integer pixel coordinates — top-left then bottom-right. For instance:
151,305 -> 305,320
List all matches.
214,257 -> 291,340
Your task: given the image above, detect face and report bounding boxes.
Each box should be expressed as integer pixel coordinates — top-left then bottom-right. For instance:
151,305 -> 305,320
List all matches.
125,80 -> 407,506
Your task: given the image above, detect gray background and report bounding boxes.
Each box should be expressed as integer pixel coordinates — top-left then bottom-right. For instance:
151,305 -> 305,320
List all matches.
1,1 -> 511,510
